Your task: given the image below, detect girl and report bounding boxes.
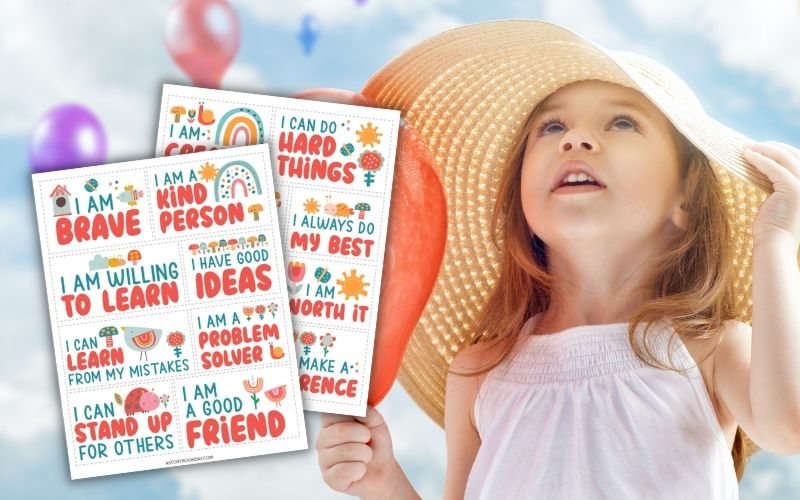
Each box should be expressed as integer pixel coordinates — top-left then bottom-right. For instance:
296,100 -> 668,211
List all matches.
316,20 -> 800,499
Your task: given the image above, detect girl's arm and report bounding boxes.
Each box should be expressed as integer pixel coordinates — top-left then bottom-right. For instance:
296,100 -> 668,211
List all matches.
713,141 -> 800,453
443,342 -> 493,499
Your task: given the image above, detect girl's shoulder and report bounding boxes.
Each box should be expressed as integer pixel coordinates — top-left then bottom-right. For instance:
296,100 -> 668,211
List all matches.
448,338 -> 510,431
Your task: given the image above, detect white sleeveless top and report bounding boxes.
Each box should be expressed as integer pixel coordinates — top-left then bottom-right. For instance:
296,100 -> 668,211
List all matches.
465,315 -> 738,499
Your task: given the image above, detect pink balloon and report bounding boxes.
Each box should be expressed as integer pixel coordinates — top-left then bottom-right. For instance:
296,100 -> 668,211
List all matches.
164,0 -> 241,88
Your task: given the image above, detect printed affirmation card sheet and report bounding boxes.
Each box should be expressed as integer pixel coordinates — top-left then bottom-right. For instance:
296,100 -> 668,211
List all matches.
32,145 -> 307,479
155,84 -> 400,416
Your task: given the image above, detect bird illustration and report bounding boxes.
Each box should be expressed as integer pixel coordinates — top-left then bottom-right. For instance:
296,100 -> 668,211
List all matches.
123,326 -> 163,361
117,185 -> 144,206
264,385 -> 287,407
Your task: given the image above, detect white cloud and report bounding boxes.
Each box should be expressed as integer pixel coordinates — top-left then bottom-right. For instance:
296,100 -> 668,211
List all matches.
625,0 -> 800,108
0,265 -> 51,365
233,0 -> 462,57
0,351 -> 61,442
171,415 -> 348,499
390,12 -> 463,53
539,0 -> 627,48
221,63 -> 271,95
0,1 -> 268,161
233,0 -> 454,27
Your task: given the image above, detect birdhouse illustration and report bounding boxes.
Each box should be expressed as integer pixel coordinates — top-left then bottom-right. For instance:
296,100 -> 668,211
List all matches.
50,184 -> 72,217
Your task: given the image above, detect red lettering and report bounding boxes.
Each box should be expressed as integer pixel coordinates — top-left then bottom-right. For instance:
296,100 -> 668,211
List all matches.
299,374 -> 358,398
55,210 -> 141,245
195,264 -> 272,299
186,411 -> 284,449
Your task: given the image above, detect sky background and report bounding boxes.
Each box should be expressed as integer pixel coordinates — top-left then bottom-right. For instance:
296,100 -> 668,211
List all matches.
1,0 -> 800,498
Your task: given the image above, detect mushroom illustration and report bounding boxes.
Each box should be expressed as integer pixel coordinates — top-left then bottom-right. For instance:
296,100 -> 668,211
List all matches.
98,326 -> 118,347
355,202 -> 371,220
248,204 -> 264,221
228,238 -> 238,250
258,234 -> 267,246
127,249 -> 142,265
208,241 -> 219,253
170,106 -> 186,123
219,239 -> 227,252
247,236 -> 258,248
188,243 -> 200,255
238,237 -> 247,248
200,242 -> 208,254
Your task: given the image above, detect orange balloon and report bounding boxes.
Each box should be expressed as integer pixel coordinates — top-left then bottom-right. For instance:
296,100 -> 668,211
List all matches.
290,89 -> 447,407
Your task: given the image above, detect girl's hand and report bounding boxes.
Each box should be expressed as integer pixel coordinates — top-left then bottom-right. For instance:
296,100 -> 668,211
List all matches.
317,406 -> 414,500
743,141 -> 800,249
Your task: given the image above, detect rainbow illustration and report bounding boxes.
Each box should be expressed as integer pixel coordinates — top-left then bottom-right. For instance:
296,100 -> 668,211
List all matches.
214,107 -> 265,146
214,160 -> 263,201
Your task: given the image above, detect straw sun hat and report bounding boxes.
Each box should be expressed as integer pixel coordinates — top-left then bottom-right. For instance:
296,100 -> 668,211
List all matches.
361,19 -> 783,428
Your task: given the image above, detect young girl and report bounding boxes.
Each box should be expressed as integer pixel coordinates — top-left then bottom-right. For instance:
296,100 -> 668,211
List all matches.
316,20 -> 800,499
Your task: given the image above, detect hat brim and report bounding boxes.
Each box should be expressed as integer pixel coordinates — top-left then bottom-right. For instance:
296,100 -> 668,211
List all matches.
362,19 -> 772,428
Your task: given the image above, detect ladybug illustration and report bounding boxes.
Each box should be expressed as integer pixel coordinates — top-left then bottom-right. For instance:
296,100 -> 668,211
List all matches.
115,387 -> 161,415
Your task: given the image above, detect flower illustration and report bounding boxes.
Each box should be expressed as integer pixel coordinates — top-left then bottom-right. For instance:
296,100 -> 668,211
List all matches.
268,302 -> 278,318
319,333 -> 336,357
160,394 -> 170,408
243,377 -> 264,409
287,261 -> 306,294
300,331 -> 316,355
255,304 -> 266,320
243,306 -> 254,321
167,331 -> 185,358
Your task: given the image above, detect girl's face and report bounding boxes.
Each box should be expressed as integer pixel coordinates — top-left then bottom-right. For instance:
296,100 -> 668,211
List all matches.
520,80 -> 686,249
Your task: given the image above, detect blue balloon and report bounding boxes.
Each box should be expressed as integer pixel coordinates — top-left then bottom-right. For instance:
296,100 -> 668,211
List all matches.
298,14 -> 319,55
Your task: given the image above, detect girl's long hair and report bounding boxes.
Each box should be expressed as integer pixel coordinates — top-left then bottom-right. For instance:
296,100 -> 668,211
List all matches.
453,95 -> 754,480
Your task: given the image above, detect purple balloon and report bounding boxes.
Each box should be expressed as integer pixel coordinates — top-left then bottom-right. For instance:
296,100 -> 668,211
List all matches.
29,104 -> 107,173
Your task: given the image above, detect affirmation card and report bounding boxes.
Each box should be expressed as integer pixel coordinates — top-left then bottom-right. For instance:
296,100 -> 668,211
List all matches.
31,145 -> 307,479
155,85 -> 401,416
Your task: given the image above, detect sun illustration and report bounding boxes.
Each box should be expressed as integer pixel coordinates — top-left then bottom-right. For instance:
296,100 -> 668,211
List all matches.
304,197 -> 320,214
336,270 -> 369,300
356,122 -> 382,147
198,162 -> 219,182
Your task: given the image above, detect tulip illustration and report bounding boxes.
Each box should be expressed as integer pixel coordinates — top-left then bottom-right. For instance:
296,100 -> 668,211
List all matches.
243,306 -> 254,321
287,261 -> 306,294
